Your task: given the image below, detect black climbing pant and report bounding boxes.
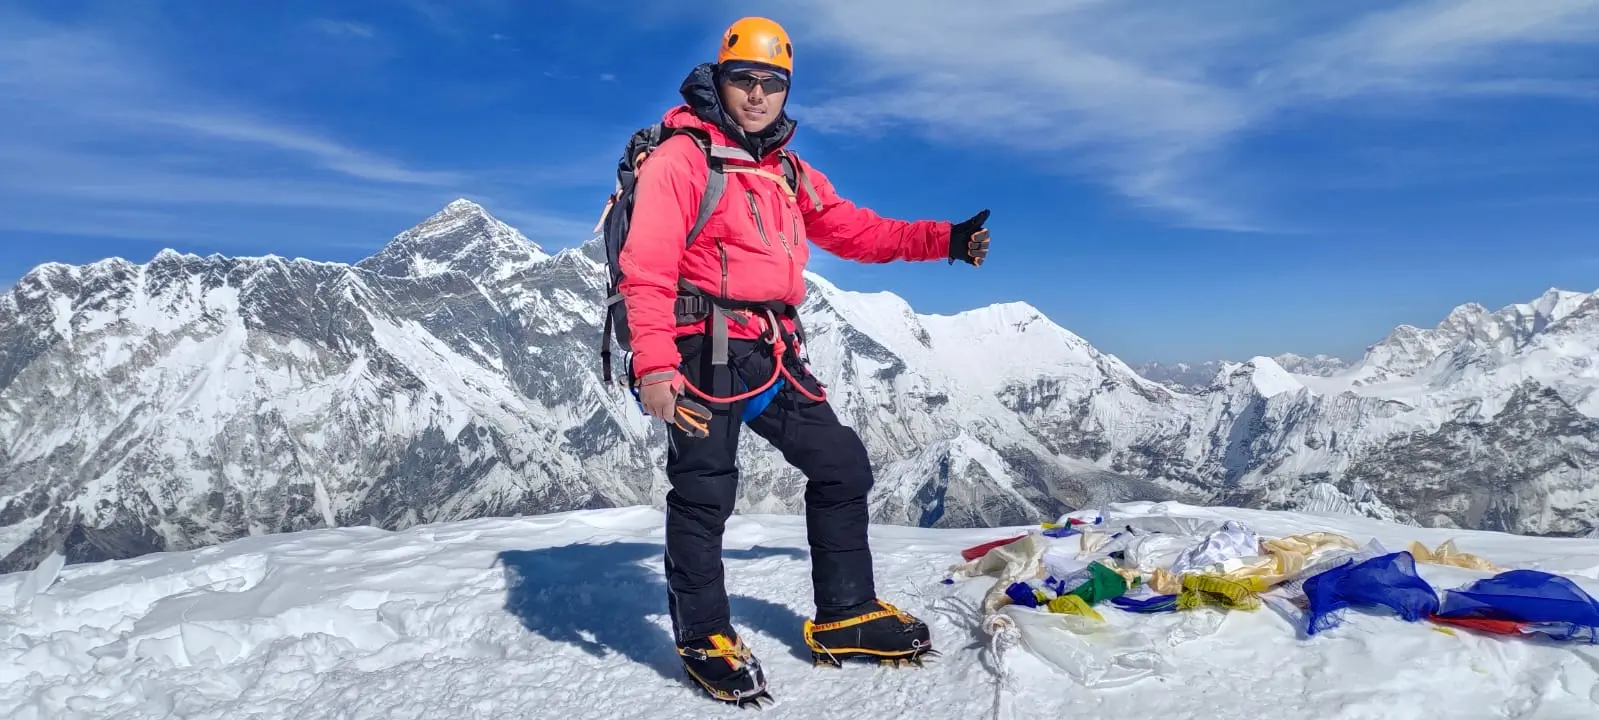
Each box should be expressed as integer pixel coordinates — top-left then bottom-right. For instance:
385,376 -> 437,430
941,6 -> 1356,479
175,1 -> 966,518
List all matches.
661,334 -> 878,643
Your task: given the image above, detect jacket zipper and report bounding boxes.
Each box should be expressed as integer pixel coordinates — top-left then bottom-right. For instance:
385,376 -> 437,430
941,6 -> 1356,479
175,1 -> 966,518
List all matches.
749,188 -> 797,301
784,206 -> 800,299
789,206 -> 803,249
716,238 -> 729,297
746,191 -> 771,247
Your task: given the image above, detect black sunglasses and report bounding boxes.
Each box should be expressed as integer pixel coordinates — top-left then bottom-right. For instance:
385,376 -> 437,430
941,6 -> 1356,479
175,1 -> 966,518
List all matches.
725,70 -> 789,94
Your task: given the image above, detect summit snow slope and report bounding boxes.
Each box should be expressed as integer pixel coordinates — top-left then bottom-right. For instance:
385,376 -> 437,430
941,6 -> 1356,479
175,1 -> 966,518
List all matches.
4,503 -> 1598,719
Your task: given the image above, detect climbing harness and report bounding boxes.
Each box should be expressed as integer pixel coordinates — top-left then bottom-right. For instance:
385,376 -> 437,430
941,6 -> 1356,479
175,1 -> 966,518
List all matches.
635,279 -> 828,410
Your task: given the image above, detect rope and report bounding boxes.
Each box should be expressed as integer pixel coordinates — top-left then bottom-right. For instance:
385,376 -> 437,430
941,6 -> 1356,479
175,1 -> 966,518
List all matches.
677,306 -> 827,404
982,612 -> 1021,720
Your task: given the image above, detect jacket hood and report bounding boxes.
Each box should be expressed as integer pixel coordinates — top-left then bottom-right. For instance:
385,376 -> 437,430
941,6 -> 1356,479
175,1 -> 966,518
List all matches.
670,62 -> 795,160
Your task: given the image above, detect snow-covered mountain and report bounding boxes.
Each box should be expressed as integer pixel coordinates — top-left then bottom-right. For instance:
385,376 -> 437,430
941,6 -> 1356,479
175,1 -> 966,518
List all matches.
1132,360 -> 1220,390
1273,352 -> 1350,377
2,200 -> 1596,572
1136,353 -> 1348,390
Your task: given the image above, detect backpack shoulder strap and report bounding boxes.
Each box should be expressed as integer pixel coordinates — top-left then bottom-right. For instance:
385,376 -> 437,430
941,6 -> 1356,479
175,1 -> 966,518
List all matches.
667,128 -> 724,249
779,150 -> 822,213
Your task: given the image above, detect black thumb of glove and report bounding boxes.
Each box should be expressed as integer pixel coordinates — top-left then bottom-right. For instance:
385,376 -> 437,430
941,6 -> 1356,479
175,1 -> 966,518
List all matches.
948,209 -> 990,266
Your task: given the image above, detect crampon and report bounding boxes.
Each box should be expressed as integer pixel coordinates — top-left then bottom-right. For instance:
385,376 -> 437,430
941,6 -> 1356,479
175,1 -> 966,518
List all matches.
803,600 -> 939,668
678,632 -> 776,709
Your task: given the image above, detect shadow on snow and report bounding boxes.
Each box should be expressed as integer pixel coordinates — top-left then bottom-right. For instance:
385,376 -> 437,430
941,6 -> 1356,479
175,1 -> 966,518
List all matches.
496,541 -> 813,684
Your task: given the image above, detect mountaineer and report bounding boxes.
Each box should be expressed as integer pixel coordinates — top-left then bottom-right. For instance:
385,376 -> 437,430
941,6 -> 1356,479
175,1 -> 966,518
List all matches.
596,15 -> 991,706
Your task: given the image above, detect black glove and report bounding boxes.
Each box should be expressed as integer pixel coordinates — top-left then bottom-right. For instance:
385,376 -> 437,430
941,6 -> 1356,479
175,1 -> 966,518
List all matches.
673,397 -> 711,438
948,209 -> 990,266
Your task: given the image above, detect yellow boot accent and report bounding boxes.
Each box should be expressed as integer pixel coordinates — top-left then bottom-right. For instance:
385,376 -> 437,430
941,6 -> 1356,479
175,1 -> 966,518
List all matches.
803,601 -> 936,666
677,634 -> 771,705
678,633 -> 753,671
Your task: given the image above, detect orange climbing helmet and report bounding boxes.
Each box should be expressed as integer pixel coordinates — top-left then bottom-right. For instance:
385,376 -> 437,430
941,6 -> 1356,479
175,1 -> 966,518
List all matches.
717,16 -> 793,74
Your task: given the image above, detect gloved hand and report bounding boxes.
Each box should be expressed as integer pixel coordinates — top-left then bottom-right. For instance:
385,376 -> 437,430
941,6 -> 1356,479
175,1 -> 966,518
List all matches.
948,209 -> 990,266
672,397 -> 712,438
636,370 -> 710,438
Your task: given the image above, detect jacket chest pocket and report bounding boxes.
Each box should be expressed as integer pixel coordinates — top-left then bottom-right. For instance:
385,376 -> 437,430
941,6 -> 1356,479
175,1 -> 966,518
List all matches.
721,177 -> 797,251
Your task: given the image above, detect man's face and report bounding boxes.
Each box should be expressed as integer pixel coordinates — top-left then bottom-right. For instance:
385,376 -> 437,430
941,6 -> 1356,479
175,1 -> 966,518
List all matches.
719,68 -> 788,134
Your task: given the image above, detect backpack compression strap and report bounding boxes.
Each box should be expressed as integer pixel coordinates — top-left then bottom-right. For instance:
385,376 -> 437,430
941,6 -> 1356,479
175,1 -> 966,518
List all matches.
701,145 -> 820,211
680,132 -> 728,248
600,129 -> 725,385
780,151 -> 822,212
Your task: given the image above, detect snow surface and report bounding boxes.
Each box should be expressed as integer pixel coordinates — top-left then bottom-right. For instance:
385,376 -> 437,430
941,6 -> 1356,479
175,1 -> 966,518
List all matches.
1243,356 -> 1303,398
5,502 -> 1599,719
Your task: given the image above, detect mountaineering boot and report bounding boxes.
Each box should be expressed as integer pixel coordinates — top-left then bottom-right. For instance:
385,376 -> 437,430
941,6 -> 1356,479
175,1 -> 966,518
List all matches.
803,600 -> 938,667
678,632 -> 774,708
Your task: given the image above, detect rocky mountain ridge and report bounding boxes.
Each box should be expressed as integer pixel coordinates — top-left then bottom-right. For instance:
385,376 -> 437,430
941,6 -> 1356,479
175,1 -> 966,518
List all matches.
2,200 -> 1595,572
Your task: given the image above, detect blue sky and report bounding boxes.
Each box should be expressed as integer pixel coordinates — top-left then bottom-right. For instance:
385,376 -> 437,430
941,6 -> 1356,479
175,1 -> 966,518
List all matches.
2,0 -> 1597,364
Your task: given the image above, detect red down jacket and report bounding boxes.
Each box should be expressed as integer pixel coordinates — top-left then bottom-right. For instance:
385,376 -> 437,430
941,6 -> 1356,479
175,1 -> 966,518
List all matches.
618,67 -> 953,381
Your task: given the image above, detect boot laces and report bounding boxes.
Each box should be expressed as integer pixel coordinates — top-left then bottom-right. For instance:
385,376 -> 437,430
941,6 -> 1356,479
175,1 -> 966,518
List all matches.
877,600 -> 919,629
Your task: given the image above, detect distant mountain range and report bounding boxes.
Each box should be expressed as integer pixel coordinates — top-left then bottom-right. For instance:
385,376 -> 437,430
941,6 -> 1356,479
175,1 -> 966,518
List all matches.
1135,354 -> 1350,390
3,200 -> 1596,572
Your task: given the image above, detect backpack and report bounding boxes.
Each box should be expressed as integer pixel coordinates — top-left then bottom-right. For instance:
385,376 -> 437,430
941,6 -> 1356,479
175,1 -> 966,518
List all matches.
595,122 -> 816,385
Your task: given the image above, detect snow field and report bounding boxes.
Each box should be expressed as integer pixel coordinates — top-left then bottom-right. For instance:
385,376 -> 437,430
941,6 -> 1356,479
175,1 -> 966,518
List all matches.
3,503 -> 1599,719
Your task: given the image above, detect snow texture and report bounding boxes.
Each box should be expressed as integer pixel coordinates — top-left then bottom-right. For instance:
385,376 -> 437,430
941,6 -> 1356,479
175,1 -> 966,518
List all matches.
3,502 -> 1598,719
2,199 -> 1599,575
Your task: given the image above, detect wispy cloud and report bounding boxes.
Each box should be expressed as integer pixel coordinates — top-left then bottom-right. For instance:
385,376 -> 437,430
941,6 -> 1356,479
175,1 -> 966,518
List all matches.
0,8 -> 591,247
0,13 -> 450,215
310,19 -> 377,39
1283,0 -> 1599,97
133,113 -> 462,185
400,0 -> 513,37
763,0 -> 1599,232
